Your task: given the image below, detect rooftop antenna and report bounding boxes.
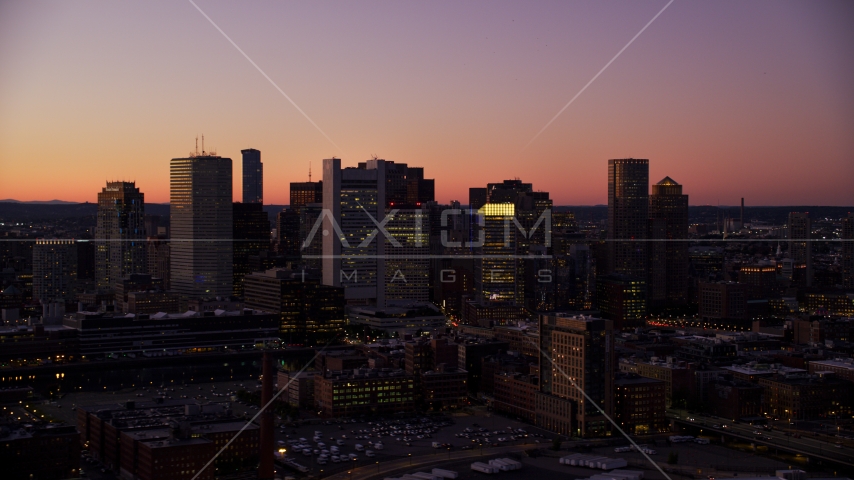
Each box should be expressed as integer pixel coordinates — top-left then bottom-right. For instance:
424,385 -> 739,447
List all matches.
195,136 -> 198,156
308,162 -> 312,182
201,134 -> 205,155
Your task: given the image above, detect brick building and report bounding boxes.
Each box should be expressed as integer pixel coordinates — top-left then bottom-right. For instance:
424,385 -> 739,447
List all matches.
493,372 -> 538,423
614,374 -> 667,435
313,368 -> 415,418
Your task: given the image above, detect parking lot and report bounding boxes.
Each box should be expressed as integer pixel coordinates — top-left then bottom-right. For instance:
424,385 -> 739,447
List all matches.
275,413 -> 555,477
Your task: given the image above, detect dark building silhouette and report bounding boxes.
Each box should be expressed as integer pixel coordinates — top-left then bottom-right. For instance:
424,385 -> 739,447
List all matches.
290,181 -> 322,209
607,159 -> 648,320
842,212 -> 854,289
243,268 -> 345,346
232,202 -> 270,297
241,148 -> 263,204
648,176 -> 688,307
276,208 -> 301,257
788,212 -> 812,287
95,181 -> 146,289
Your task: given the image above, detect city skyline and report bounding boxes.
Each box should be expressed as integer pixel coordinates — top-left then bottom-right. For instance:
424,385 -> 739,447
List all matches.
2,1 -> 853,206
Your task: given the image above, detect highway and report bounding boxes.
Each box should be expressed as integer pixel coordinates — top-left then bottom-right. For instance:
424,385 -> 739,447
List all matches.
668,410 -> 854,467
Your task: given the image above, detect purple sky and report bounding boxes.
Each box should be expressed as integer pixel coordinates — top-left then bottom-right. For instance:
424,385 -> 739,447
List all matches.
1,0 -> 852,205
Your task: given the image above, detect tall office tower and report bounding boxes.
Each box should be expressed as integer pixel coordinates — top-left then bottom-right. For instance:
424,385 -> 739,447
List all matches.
788,212 -> 812,287
290,181 -> 323,210
476,203 -> 519,303
241,148 -> 263,204
474,180 -> 552,307
146,236 -> 170,289
648,177 -> 689,307
384,207 -> 430,303
170,153 -> 233,298
469,188 -> 487,210
321,158 -> 433,306
843,213 -> 854,289
607,159 -> 649,279
276,208 -> 301,257
299,203 -> 323,269
232,202 -> 270,296
33,239 -> 77,305
539,313 -> 614,438
95,181 -> 146,289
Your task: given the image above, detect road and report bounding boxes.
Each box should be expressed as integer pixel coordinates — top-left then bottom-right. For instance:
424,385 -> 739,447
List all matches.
668,410 -> 854,467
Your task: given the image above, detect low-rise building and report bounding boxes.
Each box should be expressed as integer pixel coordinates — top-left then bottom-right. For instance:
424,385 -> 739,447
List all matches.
0,423 -> 80,480
493,372 -> 537,423
758,373 -> 853,421
706,378 -> 763,420
614,373 -> 667,435
277,370 -> 318,409
314,368 -> 415,418
421,364 -> 468,410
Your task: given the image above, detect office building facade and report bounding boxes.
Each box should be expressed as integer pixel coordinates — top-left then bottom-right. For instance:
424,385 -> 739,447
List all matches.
95,181 -> 146,289
538,313 -> 614,438
241,148 -> 263,204
170,154 -> 233,298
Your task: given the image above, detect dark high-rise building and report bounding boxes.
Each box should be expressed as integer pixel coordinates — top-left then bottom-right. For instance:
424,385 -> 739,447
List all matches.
33,239 -> 77,306
788,212 -> 812,287
290,181 -> 323,210
146,236 -> 170,289
648,176 -> 689,307
241,148 -> 263,204
276,208 -> 301,257
538,313 -> 614,438
170,154 -> 233,298
607,159 -> 648,280
843,213 -> 854,289
469,188 -> 487,210
322,158 -> 433,306
95,181 -> 146,289
232,202 -> 270,297
596,274 -> 646,331
244,268 -> 346,346
473,180 -> 552,308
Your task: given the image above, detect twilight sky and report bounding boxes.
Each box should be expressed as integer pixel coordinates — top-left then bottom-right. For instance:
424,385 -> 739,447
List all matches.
1,1 -> 853,206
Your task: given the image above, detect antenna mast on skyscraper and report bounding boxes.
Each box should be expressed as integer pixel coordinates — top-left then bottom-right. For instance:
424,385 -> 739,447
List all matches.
201,134 -> 205,155
309,162 -> 312,182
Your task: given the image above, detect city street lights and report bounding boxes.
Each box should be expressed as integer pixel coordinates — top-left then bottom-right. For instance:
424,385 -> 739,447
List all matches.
376,461 -> 380,474
408,453 -> 412,466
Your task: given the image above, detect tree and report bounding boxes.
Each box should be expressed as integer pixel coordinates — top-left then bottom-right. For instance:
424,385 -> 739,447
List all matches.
552,435 -> 562,451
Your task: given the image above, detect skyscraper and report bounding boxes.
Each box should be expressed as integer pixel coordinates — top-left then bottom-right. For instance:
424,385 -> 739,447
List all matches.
95,181 -> 146,289
241,148 -> 263,204
33,239 -> 77,306
648,176 -> 689,307
290,181 -> 322,210
539,313 -> 614,438
473,180 -> 552,308
607,159 -> 648,279
232,202 -> 270,297
321,158 -> 433,306
788,212 -> 812,287
843,213 -> 854,289
170,153 -> 233,298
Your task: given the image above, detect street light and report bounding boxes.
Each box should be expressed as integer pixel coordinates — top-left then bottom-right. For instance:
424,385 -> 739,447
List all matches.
408,453 -> 412,466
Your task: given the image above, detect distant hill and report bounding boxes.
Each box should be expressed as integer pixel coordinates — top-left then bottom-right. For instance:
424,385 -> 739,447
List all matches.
0,199 -> 78,205
0,202 -> 286,224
